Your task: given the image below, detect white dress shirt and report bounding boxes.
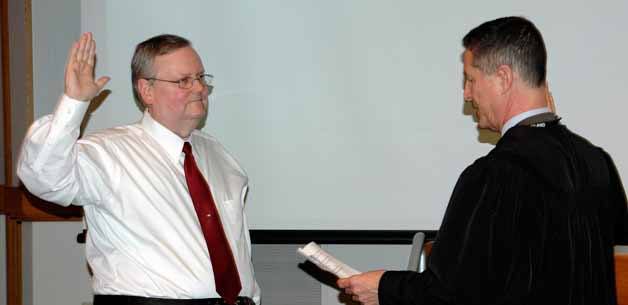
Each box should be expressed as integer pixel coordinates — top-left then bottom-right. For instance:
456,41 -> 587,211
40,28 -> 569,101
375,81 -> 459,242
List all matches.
17,95 -> 260,303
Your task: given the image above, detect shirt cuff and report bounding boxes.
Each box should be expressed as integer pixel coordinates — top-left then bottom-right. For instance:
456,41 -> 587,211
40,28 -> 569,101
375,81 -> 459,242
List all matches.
50,94 -> 90,132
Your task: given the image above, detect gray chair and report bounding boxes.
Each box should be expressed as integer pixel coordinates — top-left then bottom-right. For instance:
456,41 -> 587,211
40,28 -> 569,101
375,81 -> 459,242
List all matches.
407,232 -> 430,272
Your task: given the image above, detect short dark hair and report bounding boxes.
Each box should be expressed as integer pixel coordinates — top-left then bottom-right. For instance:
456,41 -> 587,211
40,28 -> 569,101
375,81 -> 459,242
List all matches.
462,16 -> 547,87
131,34 -> 191,109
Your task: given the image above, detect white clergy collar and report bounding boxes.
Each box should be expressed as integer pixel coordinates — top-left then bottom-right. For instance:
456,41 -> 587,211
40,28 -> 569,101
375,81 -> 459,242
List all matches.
501,107 -> 550,135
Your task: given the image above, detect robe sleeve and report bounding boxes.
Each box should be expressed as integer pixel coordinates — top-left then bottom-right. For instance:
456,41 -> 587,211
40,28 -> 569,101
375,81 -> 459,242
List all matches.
379,156 -> 553,305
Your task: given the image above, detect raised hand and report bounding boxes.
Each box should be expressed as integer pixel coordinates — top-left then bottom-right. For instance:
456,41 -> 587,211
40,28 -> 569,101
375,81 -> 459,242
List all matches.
64,32 -> 110,101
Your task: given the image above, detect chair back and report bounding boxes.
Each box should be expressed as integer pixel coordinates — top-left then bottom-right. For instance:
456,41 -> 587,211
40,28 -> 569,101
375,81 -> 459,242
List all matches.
617,246 -> 628,305
406,232 -> 433,272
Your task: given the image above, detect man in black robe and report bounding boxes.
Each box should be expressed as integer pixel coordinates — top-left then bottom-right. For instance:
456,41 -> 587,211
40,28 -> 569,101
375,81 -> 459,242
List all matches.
338,16 -> 628,305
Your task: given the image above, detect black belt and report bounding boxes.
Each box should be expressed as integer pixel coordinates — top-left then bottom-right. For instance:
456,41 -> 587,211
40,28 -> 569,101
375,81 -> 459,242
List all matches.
93,295 -> 255,305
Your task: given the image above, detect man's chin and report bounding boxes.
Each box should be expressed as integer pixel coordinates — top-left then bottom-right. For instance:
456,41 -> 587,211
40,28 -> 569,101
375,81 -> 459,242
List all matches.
476,123 -> 499,133
186,102 -> 207,116
188,111 -> 207,120
475,120 -> 490,130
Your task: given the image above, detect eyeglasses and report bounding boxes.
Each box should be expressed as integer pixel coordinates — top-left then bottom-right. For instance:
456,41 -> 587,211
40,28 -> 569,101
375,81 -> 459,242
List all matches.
145,74 -> 214,89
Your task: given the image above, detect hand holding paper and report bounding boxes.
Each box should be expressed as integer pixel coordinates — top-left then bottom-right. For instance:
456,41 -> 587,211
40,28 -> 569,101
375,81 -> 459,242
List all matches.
297,241 -> 360,278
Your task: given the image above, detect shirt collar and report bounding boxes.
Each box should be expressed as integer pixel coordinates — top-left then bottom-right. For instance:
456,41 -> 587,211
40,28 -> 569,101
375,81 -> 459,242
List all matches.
140,111 -> 188,161
501,107 -> 550,135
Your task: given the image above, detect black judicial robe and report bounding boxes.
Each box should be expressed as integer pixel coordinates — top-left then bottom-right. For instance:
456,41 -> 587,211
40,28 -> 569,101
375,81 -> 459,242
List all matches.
379,121 -> 628,305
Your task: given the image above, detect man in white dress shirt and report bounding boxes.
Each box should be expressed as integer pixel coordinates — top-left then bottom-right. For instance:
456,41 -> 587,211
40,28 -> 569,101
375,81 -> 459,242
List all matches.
17,33 -> 260,305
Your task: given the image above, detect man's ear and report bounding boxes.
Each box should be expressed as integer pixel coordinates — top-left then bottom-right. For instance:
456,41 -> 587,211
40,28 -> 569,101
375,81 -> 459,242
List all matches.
137,79 -> 154,106
495,64 -> 513,94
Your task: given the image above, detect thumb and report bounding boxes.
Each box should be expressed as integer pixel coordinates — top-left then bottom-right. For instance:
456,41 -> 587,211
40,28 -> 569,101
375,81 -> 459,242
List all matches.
337,278 -> 347,288
96,76 -> 111,90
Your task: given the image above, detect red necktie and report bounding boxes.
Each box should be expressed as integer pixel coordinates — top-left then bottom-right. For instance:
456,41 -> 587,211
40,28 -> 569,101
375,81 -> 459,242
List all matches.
182,142 -> 242,304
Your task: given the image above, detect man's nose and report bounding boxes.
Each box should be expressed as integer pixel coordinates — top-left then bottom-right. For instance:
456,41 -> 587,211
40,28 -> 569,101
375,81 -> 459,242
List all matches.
191,78 -> 208,94
463,88 -> 472,102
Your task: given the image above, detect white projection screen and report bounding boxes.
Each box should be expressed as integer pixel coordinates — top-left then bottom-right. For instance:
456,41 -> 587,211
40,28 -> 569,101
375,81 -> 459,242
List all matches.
80,1 -> 628,230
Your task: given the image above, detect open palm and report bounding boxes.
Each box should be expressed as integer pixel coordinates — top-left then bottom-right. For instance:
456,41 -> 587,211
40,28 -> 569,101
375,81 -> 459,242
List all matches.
64,32 -> 110,101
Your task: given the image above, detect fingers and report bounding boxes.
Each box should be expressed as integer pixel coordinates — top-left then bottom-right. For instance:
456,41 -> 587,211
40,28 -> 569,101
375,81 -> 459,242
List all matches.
546,90 -> 556,113
66,40 -> 79,68
337,277 -> 354,295
75,32 -> 96,69
66,33 -> 89,68
86,34 -> 96,67
338,272 -> 383,305
76,33 -> 87,64
96,76 -> 111,90
544,81 -> 557,113
337,277 -> 349,288
64,32 -> 109,101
